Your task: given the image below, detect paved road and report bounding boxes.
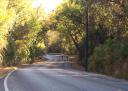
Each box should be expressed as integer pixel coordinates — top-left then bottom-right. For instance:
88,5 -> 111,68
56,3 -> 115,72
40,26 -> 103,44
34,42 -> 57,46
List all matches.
0,78 -> 4,91
5,61 -> 128,91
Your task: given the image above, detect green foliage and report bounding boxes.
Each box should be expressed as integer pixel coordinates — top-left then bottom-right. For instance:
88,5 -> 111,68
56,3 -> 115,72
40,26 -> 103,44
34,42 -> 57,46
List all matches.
0,0 -> 127,80
0,0 -> 13,64
15,40 -> 30,64
51,0 -> 84,55
0,0 -> 45,66
47,42 -> 64,53
12,16 -> 43,64
3,34 -> 15,66
89,39 -> 128,79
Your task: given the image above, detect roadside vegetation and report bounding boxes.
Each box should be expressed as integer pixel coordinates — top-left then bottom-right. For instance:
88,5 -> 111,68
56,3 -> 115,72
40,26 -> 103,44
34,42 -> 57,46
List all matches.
0,0 -> 128,79
0,67 -> 17,78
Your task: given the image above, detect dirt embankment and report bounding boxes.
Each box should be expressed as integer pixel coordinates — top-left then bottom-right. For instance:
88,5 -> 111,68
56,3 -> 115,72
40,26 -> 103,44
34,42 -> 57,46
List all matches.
69,56 -> 85,71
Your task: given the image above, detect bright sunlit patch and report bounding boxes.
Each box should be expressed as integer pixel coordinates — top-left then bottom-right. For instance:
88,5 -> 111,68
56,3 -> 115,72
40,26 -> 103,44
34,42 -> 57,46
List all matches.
32,0 -> 63,13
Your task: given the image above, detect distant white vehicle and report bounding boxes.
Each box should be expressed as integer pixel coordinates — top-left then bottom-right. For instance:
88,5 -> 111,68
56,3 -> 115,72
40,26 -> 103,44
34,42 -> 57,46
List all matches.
44,53 -> 69,61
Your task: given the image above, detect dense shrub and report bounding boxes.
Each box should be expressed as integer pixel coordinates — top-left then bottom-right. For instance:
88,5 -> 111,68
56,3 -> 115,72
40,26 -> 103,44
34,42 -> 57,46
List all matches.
89,39 -> 128,79
3,36 -> 16,66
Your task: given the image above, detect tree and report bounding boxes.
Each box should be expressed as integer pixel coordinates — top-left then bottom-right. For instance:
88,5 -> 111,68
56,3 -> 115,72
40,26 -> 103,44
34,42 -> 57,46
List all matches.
53,0 -> 84,53
0,0 -> 45,65
0,0 -> 14,65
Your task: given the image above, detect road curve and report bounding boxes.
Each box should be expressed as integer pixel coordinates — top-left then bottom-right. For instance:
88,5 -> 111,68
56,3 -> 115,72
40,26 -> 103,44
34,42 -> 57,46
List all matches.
6,62 -> 128,91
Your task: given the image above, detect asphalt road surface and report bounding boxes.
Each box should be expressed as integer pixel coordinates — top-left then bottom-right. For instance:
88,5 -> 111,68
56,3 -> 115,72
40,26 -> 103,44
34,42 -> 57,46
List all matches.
4,61 -> 128,91
0,78 -> 4,91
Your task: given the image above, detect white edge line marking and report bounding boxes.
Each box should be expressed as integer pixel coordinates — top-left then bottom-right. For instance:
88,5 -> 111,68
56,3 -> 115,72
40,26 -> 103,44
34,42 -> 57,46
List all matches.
4,70 -> 17,91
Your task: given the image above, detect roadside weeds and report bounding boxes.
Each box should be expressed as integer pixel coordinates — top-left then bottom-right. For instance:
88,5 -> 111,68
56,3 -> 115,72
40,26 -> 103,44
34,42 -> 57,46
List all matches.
0,67 -> 17,78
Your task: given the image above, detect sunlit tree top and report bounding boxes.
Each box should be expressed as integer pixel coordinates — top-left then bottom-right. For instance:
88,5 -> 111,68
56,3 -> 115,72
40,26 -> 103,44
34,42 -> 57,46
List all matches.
32,0 -> 63,13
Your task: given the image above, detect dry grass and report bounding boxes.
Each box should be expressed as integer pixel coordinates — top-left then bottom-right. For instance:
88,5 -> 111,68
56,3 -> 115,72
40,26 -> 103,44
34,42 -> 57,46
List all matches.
0,66 -> 17,78
69,56 -> 85,71
19,58 -> 45,68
